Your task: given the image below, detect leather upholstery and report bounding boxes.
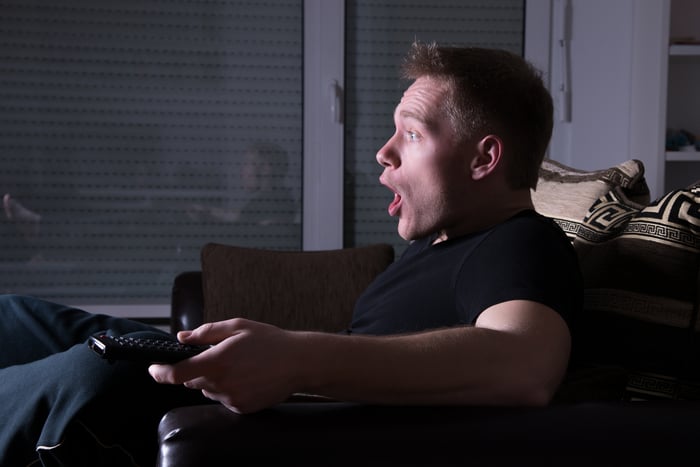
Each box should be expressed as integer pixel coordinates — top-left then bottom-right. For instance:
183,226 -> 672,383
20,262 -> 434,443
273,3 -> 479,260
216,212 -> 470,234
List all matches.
170,270 -> 204,334
158,400 -> 700,466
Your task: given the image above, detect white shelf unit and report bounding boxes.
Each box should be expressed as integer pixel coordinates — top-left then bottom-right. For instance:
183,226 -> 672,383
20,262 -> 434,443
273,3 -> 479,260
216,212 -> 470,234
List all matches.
669,44 -> 700,55
664,0 -> 700,191
666,151 -> 700,162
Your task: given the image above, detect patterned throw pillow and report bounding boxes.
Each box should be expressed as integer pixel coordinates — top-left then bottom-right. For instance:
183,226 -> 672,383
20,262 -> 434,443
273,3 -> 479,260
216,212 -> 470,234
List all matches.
532,158 -> 650,242
573,182 -> 700,400
534,159 -> 700,400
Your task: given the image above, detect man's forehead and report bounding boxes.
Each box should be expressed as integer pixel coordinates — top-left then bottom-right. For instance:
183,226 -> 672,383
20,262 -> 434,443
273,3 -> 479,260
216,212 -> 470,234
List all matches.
395,77 -> 448,123
401,77 -> 446,101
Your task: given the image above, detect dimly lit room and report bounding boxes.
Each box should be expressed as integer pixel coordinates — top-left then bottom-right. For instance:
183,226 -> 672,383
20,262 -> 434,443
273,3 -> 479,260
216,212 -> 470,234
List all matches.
1,1 -> 699,465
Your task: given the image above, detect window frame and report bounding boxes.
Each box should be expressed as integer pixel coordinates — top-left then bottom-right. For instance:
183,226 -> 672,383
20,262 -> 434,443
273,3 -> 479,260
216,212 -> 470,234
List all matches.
307,0 -> 549,252
303,0 -> 344,251
57,0 -> 546,318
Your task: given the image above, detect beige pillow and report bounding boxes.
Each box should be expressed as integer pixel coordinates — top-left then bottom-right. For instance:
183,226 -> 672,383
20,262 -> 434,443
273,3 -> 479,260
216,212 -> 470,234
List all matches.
532,159 -> 650,241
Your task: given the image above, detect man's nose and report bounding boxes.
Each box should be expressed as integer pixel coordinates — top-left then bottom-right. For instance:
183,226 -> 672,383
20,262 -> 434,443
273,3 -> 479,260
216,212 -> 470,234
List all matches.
376,137 -> 399,168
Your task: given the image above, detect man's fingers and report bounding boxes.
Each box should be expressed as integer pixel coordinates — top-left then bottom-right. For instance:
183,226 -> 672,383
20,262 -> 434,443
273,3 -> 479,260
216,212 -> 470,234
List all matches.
179,318 -> 250,345
148,352 -> 209,385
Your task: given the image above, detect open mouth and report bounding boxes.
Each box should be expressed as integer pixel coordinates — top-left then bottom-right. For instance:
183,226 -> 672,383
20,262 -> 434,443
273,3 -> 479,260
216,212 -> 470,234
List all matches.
388,191 -> 402,216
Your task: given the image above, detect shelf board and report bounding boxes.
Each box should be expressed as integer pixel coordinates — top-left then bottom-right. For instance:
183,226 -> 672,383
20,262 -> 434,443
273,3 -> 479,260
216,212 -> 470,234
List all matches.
666,151 -> 700,161
669,44 -> 700,56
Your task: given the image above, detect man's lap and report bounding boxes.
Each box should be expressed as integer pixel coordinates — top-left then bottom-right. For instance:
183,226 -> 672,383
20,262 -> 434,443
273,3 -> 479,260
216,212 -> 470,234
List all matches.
0,294 -> 208,466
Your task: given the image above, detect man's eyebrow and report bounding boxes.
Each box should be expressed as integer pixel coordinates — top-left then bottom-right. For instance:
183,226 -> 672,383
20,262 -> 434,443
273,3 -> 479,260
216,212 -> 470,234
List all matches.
398,109 -> 439,131
398,109 -> 426,123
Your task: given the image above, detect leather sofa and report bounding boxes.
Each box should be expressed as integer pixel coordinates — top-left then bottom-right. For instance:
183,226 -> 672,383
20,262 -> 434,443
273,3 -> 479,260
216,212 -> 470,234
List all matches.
156,159 -> 700,466
158,274 -> 700,467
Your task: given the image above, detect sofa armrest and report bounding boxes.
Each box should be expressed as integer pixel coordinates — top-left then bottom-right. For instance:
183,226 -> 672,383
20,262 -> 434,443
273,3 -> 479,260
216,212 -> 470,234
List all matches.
157,401 -> 700,466
170,271 -> 204,334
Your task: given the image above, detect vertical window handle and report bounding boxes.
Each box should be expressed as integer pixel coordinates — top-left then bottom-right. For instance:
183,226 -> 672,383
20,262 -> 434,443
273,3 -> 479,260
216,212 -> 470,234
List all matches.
330,80 -> 343,124
557,0 -> 572,122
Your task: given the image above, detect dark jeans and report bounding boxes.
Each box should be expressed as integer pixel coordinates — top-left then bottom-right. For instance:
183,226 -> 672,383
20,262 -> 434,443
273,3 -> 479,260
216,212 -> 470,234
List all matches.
0,294 -> 208,466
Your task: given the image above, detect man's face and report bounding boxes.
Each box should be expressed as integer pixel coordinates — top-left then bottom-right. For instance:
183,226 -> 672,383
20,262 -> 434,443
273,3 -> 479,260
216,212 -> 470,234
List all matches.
377,76 -> 473,241
240,150 -> 273,193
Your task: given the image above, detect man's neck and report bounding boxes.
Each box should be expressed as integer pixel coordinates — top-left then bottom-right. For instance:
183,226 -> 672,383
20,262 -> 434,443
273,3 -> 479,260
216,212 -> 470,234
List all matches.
431,189 -> 534,245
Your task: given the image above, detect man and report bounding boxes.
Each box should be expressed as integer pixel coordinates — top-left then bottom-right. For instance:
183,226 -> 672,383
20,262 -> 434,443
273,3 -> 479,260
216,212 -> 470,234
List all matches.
185,141 -> 299,227
0,42 -> 581,465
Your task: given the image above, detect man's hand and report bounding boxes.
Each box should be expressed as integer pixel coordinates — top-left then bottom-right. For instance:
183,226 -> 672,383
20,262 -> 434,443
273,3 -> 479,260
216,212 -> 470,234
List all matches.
148,318 -> 303,414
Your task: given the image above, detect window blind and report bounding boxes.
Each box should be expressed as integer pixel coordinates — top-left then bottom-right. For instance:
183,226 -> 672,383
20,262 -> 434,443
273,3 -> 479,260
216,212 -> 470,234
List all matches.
0,0 -> 303,305
344,0 -> 524,256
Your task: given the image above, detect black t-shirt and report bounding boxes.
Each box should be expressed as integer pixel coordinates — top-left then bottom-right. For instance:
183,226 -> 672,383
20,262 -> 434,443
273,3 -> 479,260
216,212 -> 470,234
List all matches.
348,210 -> 582,336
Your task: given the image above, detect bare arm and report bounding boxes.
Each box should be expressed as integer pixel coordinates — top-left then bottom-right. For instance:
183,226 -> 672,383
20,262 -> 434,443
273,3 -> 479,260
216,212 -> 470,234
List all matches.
149,300 -> 570,413
298,300 -> 570,406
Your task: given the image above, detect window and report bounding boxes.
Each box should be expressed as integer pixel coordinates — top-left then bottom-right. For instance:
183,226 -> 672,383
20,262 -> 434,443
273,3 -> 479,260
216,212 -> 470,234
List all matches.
0,0 -> 525,318
0,0 -> 303,312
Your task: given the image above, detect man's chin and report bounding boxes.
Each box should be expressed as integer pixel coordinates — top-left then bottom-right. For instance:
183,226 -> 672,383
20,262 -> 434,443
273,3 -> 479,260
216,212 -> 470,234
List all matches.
397,222 -> 429,242
396,223 -> 412,241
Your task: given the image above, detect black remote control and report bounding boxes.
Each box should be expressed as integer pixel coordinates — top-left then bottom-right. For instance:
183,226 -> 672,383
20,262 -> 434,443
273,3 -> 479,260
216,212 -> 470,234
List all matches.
88,333 -> 209,363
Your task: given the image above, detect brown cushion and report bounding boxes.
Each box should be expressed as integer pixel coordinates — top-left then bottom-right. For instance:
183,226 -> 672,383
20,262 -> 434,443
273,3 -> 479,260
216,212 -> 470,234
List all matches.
200,243 -> 394,332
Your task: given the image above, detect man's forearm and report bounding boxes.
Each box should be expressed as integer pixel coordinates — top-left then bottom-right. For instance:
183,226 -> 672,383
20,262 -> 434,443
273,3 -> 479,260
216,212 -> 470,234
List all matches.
294,324 -> 562,407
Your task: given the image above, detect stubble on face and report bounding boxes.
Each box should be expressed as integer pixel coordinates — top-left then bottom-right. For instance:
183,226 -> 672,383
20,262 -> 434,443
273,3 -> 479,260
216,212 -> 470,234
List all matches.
389,78 -> 470,242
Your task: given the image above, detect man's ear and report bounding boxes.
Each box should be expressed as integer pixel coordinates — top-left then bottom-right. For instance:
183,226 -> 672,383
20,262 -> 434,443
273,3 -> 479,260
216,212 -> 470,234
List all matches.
470,135 -> 503,180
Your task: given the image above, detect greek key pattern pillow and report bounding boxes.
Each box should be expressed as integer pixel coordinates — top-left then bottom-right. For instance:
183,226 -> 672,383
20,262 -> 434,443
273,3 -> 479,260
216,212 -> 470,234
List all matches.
532,158 -> 650,243
578,185 -> 700,250
572,182 -> 700,400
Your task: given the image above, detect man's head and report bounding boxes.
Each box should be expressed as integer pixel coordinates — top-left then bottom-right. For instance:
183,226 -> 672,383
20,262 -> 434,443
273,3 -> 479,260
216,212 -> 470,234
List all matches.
376,42 -> 553,242
401,41 -> 553,190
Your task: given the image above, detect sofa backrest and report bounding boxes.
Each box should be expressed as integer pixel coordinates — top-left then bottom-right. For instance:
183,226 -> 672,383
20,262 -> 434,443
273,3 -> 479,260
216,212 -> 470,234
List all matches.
198,242 -> 395,333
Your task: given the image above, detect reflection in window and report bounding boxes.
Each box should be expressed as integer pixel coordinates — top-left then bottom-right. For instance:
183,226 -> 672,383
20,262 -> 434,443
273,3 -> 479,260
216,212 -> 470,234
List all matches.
0,0 -> 303,305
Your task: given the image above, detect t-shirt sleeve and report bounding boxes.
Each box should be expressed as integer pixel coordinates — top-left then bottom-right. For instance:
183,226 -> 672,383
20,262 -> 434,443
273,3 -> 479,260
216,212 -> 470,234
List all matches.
454,216 -> 582,328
